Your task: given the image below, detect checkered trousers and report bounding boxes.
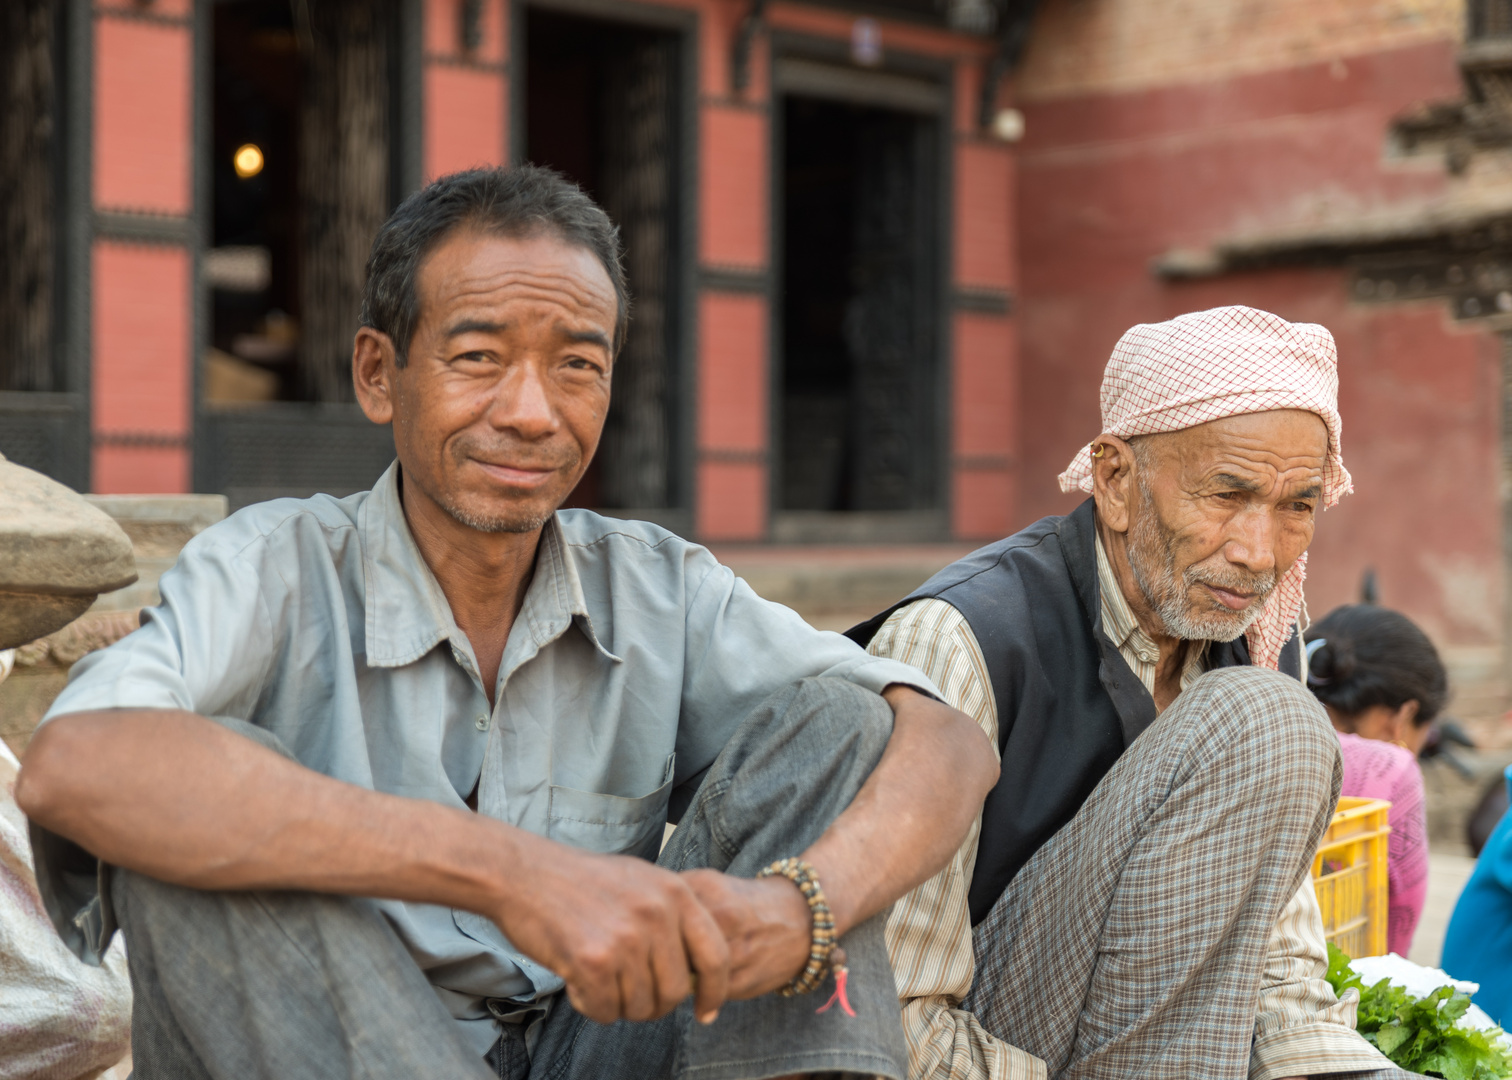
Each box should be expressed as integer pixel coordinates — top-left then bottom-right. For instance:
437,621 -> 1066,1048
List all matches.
965,667 -> 1346,1079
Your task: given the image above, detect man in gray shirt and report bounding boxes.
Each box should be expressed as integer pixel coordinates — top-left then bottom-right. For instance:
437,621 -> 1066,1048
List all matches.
18,166 -> 995,1080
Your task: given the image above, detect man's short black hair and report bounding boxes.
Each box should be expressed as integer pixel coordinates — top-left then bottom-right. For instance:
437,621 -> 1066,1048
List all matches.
360,165 -> 628,364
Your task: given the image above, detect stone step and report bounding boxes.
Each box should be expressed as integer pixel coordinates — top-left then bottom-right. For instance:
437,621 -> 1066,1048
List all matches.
709,543 -> 977,618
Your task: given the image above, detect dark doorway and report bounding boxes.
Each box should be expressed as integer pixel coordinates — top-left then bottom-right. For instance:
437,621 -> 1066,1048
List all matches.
778,95 -> 939,513
0,0 -> 57,397
0,0 -> 89,489
198,0 -> 401,508
207,1 -> 302,406
524,8 -> 682,514
208,0 -> 393,407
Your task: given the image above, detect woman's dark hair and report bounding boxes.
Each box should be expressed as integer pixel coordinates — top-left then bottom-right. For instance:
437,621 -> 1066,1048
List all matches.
1304,604 -> 1448,725
359,164 -> 628,364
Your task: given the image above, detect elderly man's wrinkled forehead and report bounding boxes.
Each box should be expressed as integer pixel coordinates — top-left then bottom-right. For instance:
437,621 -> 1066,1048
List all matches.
1131,409 -> 1328,498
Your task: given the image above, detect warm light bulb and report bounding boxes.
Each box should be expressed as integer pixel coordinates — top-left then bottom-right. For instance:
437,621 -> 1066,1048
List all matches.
233,143 -> 264,179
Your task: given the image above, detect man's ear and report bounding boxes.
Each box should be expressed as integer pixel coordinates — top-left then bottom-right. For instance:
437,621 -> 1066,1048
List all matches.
1090,434 -> 1138,534
353,327 -> 398,425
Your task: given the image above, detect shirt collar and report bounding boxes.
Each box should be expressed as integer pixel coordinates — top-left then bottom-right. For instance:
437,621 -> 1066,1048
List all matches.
1094,532 -> 1148,659
360,463 -> 618,670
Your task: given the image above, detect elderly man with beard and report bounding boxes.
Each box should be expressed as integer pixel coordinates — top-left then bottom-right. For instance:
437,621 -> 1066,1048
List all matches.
851,307 -> 1407,1080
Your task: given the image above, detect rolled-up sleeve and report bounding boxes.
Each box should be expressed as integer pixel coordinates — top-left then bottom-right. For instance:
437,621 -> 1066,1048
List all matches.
673,555 -> 941,777
871,599 -> 1047,1080
32,528 -> 278,965
43,530 -> 276,724
1250,878 -> 1397,1080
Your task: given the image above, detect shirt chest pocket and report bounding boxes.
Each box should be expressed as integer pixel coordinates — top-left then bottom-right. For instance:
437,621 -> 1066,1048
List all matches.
547,753 -> 675,862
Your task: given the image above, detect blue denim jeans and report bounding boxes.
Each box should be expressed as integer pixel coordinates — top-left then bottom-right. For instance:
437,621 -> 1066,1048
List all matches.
112,677 -> 908,1080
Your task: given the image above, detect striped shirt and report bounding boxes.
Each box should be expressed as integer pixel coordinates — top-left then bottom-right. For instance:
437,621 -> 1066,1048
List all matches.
873,535 -> 1389,1080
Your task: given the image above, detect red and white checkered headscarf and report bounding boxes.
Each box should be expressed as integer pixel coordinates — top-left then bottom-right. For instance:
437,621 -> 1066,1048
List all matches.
1058,305 -> 1353,669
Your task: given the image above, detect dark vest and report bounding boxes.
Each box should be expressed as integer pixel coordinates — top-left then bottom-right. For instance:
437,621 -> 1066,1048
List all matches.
846,499 -> 1299,923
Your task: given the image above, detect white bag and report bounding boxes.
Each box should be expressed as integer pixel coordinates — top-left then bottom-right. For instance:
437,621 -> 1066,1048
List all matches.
0,654 -> 132,1080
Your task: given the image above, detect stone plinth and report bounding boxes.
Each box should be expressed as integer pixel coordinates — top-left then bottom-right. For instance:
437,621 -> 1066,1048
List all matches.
0,457 -> 137,651
0,491 -> 226,757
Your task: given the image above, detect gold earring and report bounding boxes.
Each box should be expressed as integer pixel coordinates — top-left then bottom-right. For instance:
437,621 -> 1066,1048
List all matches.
1091,444 -> 1106,458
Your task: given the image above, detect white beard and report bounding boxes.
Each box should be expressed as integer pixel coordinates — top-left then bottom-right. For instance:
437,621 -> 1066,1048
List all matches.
1126,483 -> 1274,643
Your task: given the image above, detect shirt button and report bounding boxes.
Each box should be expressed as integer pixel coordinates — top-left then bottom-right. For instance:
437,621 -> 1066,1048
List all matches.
475,714 -> 490,731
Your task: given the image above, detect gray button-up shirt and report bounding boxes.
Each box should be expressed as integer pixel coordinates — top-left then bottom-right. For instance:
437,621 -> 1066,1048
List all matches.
42,463 -> 937,1054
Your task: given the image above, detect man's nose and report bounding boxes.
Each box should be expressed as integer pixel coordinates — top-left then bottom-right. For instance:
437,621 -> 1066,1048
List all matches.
1223,505 -> 1278,573
487,360 -> 560,438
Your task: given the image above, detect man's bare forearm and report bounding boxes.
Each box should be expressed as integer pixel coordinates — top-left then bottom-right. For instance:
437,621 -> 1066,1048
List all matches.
16,709 -> 522,912
802,686 -> 998,935
17,708 -> 738,1023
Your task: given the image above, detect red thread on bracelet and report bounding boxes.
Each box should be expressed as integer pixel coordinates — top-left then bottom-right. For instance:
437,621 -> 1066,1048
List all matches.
815,963 -> 854,1017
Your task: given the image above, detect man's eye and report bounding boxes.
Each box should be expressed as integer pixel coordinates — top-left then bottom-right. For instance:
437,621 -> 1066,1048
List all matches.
565,357 -> 602,373
1214,491 -> 1242,501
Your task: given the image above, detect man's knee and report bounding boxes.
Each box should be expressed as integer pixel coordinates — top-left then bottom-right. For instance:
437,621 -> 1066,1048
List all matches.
787,675 -> 895,747
771,677 -> 896,791
703,677 -> 894,862
733,676 -> 894,771
1181,666 -> 1332,747
1169,666 -> 1339,801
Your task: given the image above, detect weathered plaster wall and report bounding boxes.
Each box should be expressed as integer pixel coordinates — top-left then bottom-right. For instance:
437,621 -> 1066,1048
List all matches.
1017,0 -> 1461,101
1011,0 -> 1502,672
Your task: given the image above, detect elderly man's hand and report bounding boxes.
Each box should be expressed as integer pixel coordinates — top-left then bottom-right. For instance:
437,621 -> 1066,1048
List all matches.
496,840 -> 732,1025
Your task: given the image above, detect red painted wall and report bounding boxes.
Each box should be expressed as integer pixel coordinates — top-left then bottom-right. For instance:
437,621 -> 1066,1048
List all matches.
94,17 -> 192,214
423,0 -> 509,179
1014,38 -> 1500,643
91,5 -> 194,493
696,292 -> 769,539
81,0 -> 1016,540
952,135 -> 1018,540
696,102 -> 770,540
92,243 -> 193,493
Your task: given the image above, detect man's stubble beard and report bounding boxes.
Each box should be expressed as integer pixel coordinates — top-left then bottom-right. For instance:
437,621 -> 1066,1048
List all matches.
442,499 -> 552,535
434,432 -> 583,535
1125,478 -> 1275,642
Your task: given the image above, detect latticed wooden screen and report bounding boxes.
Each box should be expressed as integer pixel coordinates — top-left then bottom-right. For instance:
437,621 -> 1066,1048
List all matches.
297,0 -> 393,405
0,0 -> 56,394
297,0 -> 392,405
597,36 -> 677,510
1471,0 -> 1512,40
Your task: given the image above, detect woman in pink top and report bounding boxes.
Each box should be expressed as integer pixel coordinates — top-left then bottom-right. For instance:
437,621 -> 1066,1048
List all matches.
1305,605 -> 1448,957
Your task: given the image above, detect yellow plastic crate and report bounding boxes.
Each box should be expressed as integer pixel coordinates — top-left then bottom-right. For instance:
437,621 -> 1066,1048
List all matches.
1312,796 -> 1392,958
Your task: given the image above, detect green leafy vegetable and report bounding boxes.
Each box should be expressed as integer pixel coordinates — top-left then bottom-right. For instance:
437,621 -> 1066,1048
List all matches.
1326,943 -> 1512,1080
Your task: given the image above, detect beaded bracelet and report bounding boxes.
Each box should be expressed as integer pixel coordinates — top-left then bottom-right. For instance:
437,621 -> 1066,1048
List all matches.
757,857 -> 855,1016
